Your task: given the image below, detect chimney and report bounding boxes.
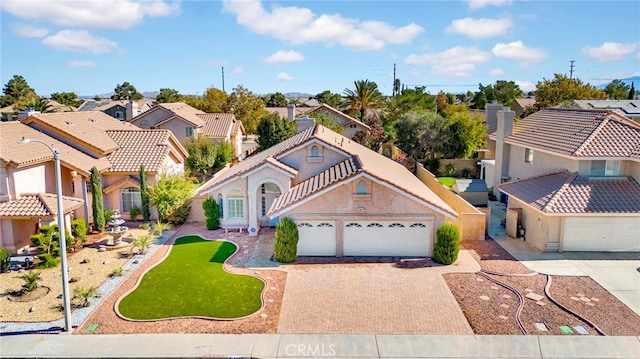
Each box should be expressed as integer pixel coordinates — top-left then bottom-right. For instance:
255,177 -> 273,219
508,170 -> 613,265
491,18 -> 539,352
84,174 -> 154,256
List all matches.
494,109 -> 515,192
295,115 -> 315,133
287,103 -> 295,122
484,102 -> 503,134
126,101 -> 138,121
18,108 -> 40,121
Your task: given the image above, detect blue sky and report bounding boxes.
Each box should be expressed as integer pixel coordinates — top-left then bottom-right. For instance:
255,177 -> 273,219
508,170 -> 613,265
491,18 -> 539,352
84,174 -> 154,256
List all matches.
1,0 -> 639,98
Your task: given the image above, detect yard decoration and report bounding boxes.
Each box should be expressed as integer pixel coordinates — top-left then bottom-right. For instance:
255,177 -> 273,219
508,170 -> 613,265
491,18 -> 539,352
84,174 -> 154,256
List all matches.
433,223 -> 460,265
274,217 -> 299,263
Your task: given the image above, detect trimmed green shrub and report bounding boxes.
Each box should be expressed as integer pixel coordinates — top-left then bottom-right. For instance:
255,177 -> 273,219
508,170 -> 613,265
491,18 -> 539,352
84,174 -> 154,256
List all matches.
202,197 -> 220,230
71,219 -> 87,243
274,217 -> 299,263
90,166 -> 105,231
129,205 -> 141,221
36,253 -> 60,268
432,223 -> 460,265
0,247 -> 11,273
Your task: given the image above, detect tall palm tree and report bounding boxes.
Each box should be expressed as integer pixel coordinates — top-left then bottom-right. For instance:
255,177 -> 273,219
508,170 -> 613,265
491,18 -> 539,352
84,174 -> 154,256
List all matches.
343,80 -> 382,121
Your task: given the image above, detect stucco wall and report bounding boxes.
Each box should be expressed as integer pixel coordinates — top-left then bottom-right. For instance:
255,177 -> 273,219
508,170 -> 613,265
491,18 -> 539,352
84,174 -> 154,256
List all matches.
131,108 -> 169,128
416,163 -> 486,241
156,118 -> 192,145
13,165 -> 46,198
279,141 -> 349,185
507,196 -> 561,252
624,160 -> 640,181
188,195 -> 207,223
508,146 -> 578,180
438,159 -> 479,177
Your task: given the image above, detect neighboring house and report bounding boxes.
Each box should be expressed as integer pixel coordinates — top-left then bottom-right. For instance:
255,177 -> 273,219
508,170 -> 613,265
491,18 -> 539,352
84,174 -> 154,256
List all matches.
129,102 -> 246,159
1,100 -> 77,121
511,98 -> 536,117
488,108 -> 640,252
78,99 -> 153,121
0,111 -> 188,253
269,103 -> 370,139
573,99 -> 640,121
197,124 -> 457,257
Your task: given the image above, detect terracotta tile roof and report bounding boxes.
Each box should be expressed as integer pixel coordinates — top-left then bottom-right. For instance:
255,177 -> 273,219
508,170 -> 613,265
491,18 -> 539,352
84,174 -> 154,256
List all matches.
154,102 -> 206,127
197,113 -> 244,138
270,158 -> 360,214
198,125 -> 457,218
104,130 -> 173,173
573,99 -> 640,118
307,103 -> 371,130
78,99 -> 152,112
21,111 -> 138,155
514,98 -> 536,109
499,171 -> 640,214
0,193 -> 84,218
0,122 -> 110,176
493,108 -> 640,159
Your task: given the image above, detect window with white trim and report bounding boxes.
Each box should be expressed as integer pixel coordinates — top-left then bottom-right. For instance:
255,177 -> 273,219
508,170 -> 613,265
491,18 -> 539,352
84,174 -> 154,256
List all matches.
121,187 -> 141,213
525,148 -> 534,163
227,197 -> 244,219
591,160 -> 620,176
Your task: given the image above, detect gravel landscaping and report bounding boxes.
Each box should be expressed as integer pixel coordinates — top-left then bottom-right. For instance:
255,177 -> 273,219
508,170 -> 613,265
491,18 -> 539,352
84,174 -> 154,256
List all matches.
444,239 -> 640,336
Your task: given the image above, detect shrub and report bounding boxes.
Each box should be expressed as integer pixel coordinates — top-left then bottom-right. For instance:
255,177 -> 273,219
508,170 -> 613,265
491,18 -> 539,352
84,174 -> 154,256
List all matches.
90,166 -> 105,231
432,223 -> 461,265
140,164 -> 151,222
151,220 -> 172,237
202,197 -> 220,230
274,217 -> 299,263
18,270 -> 41,292
445,163 -> 456,176
112,267 -> 124,277
36,253 -> 60,268
103,209 -> 115,222
72,285 -> 98,307
71,219 -> 87,243
0,247 -> 11,273
129,205 -> 141,221
138,222 -> 150,230
131,235 -> 155,255
164,199 -> 191,225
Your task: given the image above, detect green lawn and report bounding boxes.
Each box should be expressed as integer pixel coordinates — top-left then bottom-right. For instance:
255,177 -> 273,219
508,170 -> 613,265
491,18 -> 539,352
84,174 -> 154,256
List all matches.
118,236 -> 264,319
437,177 -> 457,188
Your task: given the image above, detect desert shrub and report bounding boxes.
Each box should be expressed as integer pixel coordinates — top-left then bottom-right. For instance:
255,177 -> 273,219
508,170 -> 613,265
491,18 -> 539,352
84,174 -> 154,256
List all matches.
131,235 -> 155,255
0,247 -> 11,273
129,205 -> 141,221
18,270 -> 41,292
274,217 -> 299,263
112,267 -> 124,277
445,163 -> 456,176
72,285 -> 98,307
71,219 -> 87,243
164,199 -> 191,225
103,209 -> 115,222
202,197 -> 220,230
36,253 -> 60,268
138,222 -> 150,230
432,223 -> 460,265
151,220 -> 172,237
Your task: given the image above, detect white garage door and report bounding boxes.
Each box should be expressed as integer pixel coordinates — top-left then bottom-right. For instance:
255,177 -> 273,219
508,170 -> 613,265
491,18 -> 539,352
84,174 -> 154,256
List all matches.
343,221 -> 431,257
563,217 -> 640,252
296,221 -> 337,256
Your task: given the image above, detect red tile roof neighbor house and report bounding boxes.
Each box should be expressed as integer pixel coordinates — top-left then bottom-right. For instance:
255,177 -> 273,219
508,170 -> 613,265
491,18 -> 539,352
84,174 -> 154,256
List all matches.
0,193 -> 84,218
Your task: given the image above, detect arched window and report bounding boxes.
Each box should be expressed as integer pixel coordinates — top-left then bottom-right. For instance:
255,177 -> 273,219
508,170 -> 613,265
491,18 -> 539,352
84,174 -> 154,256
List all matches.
139,120 -> 150,129
217,193 -> 224,218
121,187 -> 141,213
310,145 -> 319,157
357,180 -> 367,194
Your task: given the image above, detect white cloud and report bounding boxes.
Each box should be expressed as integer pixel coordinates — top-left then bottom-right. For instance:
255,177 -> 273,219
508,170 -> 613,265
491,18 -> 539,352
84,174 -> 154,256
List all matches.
492,41 -> 547,67
582,42 -> 639,62
466,0 -> 512,10
446,18 -> 512,39
221,0 -> 423,51
405,46 -> 491,78
0,0 -> 180,30
67,60 -> 97,68
42,30 -> 121,54
11,23 -> 48,38
264,50 -> 304,64
515,81 -> 536,93
233,66 -> 244,74
489,68 -> 504,76
276,72 -> 294,81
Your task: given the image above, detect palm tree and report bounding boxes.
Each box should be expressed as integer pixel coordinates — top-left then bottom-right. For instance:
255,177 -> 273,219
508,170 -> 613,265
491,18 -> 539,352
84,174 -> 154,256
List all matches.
19,270 -> 41,293
15,97 -> 54,113
72,285 -> 98,307
343,80 -> 383,120
131,234 -> 155,255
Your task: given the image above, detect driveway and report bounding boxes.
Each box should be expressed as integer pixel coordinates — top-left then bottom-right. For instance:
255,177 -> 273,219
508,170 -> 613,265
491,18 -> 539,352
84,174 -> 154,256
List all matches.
277,251 -> 480,335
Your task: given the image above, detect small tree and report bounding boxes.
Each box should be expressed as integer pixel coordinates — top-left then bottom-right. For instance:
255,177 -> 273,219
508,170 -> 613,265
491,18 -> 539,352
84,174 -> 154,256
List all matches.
18,270 -> 41,292
274,217 -> 299,263
131,234 -> 155,255
90,167 -> 105,231
432,224 -> 461,265
146,172 -> 193,223
72,285 -> 98,307
202,197 -> 220,230
140,164 -> 151,222
0,247 -> 11,273
183,136 -> 217,181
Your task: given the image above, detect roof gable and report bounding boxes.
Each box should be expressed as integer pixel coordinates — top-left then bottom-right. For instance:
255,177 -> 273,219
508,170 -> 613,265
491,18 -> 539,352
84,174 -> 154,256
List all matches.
197,113 -> 243,138
307,103 -> 371,130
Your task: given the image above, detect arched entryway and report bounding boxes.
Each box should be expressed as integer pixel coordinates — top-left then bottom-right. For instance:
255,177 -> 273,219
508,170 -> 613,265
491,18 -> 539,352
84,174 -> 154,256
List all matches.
259,182 -> 281,227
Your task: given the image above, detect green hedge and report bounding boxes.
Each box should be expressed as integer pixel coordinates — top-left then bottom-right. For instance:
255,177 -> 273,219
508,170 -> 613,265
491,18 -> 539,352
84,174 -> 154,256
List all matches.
274,217 -> 299,263
432,223 -> 460,265
202,197 -> 220,230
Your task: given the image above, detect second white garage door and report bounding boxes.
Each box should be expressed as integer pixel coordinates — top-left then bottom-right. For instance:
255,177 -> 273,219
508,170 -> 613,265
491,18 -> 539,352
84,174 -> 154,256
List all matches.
296,221 -> 337,256
343,221 -> 431,257
563,216 -> 640,251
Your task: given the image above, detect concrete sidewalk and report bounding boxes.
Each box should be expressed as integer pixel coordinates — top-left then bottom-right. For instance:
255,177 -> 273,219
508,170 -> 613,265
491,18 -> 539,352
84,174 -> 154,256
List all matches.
1,333 -> 639,358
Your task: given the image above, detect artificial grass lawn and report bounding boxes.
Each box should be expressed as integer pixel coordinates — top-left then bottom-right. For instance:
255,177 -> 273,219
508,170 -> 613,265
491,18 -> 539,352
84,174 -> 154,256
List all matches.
118,236 -> 264,320
437,177 -> 456,188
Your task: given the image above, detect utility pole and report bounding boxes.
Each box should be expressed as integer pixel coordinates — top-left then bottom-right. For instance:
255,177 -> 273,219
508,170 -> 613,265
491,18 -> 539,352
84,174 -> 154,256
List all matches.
569,60 -> 575,79
222,66 -> 225,93
392,63 -> 397,97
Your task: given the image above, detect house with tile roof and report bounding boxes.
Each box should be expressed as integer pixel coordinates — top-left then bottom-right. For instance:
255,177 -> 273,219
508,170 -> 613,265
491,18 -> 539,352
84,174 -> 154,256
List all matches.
1,100 -> 78,121
489,108 -> 640,252
129,102 -> 246,158
0,111 -> 188,253
197,124 -> 457,257
78,99 -> 153,121
268,103 -> 370,139
573,99 -> 640,121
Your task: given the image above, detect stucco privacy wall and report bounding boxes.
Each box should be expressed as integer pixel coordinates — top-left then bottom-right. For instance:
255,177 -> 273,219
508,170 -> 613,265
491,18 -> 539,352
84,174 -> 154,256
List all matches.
416,163 -> 486,241
438,159 -> 479,177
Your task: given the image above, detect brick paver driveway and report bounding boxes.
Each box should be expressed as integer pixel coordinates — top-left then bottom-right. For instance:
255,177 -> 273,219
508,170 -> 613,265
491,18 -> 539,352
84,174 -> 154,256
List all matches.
277,251 -> 479,334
